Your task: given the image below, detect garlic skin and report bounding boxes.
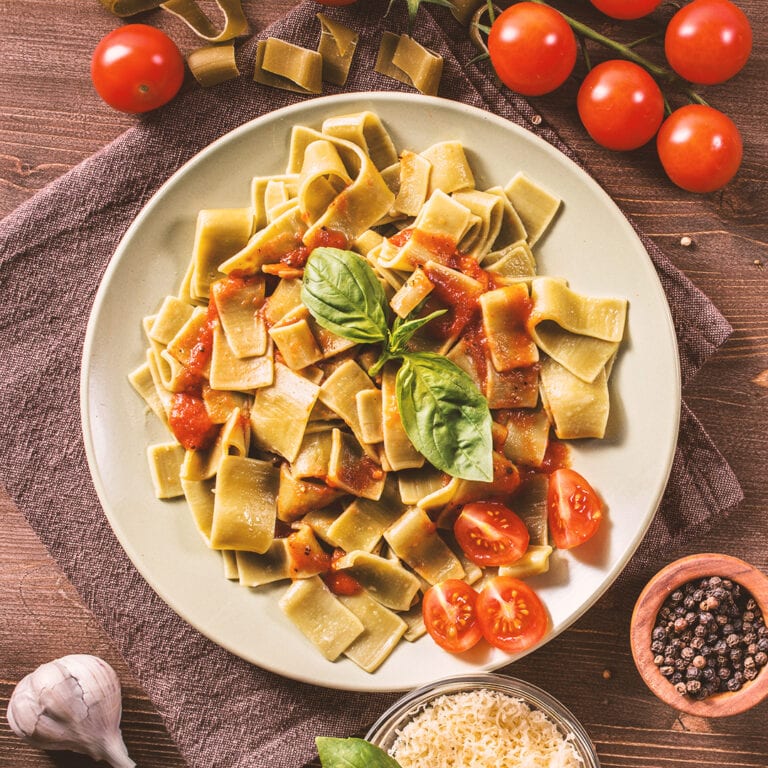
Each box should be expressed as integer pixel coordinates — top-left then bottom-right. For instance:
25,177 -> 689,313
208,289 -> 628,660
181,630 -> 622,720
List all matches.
7,654 -> 135,768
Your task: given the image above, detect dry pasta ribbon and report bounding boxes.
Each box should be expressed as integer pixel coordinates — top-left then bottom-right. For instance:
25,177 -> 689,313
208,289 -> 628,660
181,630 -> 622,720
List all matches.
187,44 -> 239,87
375,32 -> 443,96
253,38 -> 323,95
316,13 -> 359,86
99,0 -> 249,42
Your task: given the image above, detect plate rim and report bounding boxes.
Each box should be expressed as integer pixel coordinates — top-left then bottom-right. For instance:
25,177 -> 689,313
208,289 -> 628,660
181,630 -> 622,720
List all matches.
80,91 -> 681,692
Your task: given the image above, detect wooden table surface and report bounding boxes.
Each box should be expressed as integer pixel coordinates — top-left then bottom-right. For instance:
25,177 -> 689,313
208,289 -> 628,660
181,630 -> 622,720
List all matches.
1,1 -> 766,766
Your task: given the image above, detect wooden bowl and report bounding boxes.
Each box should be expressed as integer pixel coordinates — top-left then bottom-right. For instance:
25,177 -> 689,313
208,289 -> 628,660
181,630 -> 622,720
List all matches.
630,553 -> 768,717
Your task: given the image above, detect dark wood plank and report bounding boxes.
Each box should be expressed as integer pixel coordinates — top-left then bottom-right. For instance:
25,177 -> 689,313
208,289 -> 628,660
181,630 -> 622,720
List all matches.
1,1 -> 766,767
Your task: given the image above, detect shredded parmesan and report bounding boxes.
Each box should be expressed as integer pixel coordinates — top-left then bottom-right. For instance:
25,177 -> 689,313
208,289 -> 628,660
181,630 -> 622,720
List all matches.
390,688 -> 584,768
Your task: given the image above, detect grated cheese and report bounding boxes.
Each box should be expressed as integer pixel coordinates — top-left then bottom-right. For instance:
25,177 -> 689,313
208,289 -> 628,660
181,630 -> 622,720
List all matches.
390,688 -> 584,768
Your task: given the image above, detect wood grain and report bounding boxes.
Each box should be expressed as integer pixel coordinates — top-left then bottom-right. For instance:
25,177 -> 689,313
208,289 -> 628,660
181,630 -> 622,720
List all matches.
1,1 -> 766,767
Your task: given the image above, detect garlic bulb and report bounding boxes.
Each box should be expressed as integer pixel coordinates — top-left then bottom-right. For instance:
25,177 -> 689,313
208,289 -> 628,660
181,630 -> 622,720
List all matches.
7,654 -> 135,768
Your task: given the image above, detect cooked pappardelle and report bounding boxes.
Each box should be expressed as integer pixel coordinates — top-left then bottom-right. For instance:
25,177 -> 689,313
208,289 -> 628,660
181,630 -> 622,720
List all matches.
129,111 -> 627,673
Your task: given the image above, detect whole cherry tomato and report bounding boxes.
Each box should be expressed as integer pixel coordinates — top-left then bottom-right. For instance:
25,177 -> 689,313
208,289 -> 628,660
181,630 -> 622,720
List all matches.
589,0 -> 661,20
664,0 -> 752,85
488,3 -> 577,96
91,24 -> 185,113
422,580 -> 483,653
454,501 -> 530,567
656,105 -> 743,193
476,576 -> 548,654
547,468 -> 603,550
577,60 -> 664,151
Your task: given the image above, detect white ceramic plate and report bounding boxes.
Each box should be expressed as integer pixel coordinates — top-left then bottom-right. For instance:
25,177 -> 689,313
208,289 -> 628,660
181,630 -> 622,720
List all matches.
81,92 -> 680,692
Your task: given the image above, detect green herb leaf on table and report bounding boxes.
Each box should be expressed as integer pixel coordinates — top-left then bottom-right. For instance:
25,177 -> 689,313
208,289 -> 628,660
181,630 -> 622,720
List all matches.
316,736 -> 403,768
397,352 -> 493,482
302,248 -> 493,482
301,248 -> 390,344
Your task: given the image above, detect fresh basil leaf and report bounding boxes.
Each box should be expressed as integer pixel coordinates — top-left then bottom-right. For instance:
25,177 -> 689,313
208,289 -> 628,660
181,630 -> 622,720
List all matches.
301,248 -> 389,344
396,352 -> 493,482
315,737 -> 403,768
389,308 -> 447,356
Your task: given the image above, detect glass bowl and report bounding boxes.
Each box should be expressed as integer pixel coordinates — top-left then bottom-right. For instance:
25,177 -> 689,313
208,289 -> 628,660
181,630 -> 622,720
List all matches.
366,672 -> 600,767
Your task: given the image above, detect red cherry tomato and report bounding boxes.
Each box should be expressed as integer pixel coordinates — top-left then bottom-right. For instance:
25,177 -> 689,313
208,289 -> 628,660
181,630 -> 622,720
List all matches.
488,3 -> 577,96
91,24 -> 185,113
656,105 -> 743,193
476,576 -> 548,654
454,501 -> 530,567
589,0 -> 661,20
422,580 -> 483,653
665,0 -> 752,85
576,60 -> 664,151
547,468 -> 603,550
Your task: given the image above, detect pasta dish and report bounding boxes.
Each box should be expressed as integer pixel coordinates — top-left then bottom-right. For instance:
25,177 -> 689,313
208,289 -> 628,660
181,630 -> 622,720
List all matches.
129,110 -> 627,673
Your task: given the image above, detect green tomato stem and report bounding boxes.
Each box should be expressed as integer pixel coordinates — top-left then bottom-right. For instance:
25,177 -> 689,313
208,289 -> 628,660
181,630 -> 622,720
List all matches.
526,0 -> 706,109
528,0 -> 670,78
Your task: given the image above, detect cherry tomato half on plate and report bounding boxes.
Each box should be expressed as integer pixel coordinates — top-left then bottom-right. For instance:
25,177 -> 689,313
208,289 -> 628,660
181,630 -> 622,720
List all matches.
577,60 -> 664,151
665,0 -> 752,85
488,3 -> 577,96
422,579 -> 483,653
547,468 -> 603,550
656,105 -> 743,193
589,0 -> 661,20
454,501 -> 530,567
91,24 -> 185,113
476,576 -> 548,654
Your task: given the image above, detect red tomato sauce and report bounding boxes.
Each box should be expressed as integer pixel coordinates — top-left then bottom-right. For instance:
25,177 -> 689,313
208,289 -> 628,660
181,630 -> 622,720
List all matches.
168,392 -> 220,451
323,549 -> 362,596
421,263 -> 484,339
329,454 -> 385,494
287,534 -> 332,575
280,227 -> 349,270
211,274 -> 261,304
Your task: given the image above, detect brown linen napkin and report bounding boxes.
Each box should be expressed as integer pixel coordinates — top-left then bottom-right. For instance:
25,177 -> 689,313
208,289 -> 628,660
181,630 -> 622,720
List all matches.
0,1 -> 743,766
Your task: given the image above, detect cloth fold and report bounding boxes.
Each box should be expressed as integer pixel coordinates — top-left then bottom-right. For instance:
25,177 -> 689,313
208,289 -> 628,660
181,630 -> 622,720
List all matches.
0,2 -> 742,767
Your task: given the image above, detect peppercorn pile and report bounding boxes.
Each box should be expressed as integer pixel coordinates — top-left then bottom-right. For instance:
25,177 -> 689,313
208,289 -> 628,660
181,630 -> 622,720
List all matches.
651,576 -> 768,699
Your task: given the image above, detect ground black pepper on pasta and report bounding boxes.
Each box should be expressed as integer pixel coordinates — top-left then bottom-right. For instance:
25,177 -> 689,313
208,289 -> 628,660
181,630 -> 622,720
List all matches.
652,576 -> 768,699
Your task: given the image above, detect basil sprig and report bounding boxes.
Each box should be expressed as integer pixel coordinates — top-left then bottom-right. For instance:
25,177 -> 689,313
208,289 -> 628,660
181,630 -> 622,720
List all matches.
316,737 -> 403,768
301,247 -> 493,482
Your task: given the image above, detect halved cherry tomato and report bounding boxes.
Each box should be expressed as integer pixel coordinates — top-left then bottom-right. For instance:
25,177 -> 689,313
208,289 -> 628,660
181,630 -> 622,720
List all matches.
547,468 -> 603,549
91,24 -> 185,113
422,579 -> 483,653
454,501 -> 530,567
488,3 -> 577,96
476,576 -> 548,653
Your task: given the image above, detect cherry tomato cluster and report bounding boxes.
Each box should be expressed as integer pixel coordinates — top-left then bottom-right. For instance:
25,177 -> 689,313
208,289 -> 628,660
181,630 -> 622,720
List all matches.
487,0 -> 752,193
422,468 -> 602,655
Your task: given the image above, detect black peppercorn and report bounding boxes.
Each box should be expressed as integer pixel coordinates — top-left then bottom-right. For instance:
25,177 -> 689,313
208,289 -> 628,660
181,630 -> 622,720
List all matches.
686,680 -> 702,695
650,575 -> 766,700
